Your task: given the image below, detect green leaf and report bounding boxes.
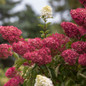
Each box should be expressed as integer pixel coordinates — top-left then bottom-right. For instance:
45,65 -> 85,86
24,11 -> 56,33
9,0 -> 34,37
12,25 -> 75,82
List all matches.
38,24 -> 44,29
24,65 -> 37,86
25,38 -> 29,41
13,52 -> 20,59
15,59 -> 27,69
40,31 -> 44,34
79,73 -> 86,79
41,33 -> 45,38
22,66 -> 29,77
26,79 -> 32,86
49,67 -> 56,79
45,30 -> 50,34
46,33 -> 52,37
65,79 -> 75,86
66,41 -> 72,49
55,65 -> 60,77
46,22 -> 51,27
80,34 -> 86,41
23,80 -> 27,86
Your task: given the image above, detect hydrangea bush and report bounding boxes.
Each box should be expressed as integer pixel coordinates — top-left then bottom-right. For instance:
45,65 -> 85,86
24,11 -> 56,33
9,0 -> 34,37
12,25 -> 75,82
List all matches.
0,0 -> 86,86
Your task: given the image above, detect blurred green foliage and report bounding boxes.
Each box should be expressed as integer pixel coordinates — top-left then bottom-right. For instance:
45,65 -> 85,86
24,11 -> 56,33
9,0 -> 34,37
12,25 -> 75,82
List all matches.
0,68 -> 9,86
0,0 -> 5,4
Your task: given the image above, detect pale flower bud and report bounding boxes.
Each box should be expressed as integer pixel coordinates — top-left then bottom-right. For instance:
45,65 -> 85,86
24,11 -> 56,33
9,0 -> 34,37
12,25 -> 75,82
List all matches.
41,5 -> 52,19
34,75 -> 54,86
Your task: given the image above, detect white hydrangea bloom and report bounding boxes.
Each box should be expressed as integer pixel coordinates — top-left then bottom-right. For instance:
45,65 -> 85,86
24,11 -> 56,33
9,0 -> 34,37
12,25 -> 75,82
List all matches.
34,75 -> 54,86
41,5 -> 52,19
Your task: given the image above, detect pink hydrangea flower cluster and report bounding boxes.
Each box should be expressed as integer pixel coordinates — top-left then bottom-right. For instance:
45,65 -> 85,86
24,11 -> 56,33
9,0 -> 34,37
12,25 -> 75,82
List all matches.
79,0 -> 86,8
71,41 -> 86,54
4,76 -> 24,86
42,33 -> 70,56
27,38 -> 43,49
61,49 -> 79,65
78,26 -> 86,36
71,41 -> 86,66
22,33 -> 69,65
61,22 -> 86,39
0,44 -> 12,59
24,47 -> 52,65
42,36 -> 59,56
51,33 -> 70,46
61,22 -> 81,39
5,67 -> 17,78
0,26 -> 22,44
62,41 -> 86,66
12,41 -> 28,56
12,33 -> 69,62
42,37 -> 59,50
78,53 -> 86,66
12,38 -> 43,56
5,67 -> 24,86
70,8 -> 86,28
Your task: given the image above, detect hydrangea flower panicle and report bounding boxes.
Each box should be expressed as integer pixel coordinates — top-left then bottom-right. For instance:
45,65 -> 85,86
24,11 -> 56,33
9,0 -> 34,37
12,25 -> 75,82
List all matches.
0,26 -> 22,44
24,47 -> 52,65
61,22 -> 81,39
0,44 -> 12,59
27,38 -> 43,50
78,26 -> 86,36
4,76 -> 24,86
70,8 -> 86,28
51,33 -> 70,53
61,49 -> 79,65
34,75 -> 54,86
71,41 -> 86,54
78,53 -> 86,66
41,5 -> 52,19
12,41 -> 28,56
5,67 -> 17,78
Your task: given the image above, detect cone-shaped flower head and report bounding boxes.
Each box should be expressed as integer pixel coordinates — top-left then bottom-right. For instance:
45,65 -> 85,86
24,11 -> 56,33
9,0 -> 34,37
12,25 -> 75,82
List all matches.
41,5 -> 52,19
34,75 -> 54,86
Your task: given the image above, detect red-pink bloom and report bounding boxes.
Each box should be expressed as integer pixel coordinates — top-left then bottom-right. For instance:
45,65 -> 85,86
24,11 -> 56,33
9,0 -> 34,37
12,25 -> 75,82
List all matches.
70,8 -> 86,28
42,37 -> 59,50
78,53 -> 86,66
0,44 -> 12,59
0,26 -> 22,44
61,49 -> 79,65
50,33 -> 70,54
4,76 -> 24,86
24,47 -> 52,65
79,0 -> 86,8
71,41 -> 86,54
42,36 -> 60,56
61,22 -> 81,39
51,33 -> 70,47
5,67 -> 17,78
78,26 -> 86,36
12,41 -> 28,56
27,38 -> 43,50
